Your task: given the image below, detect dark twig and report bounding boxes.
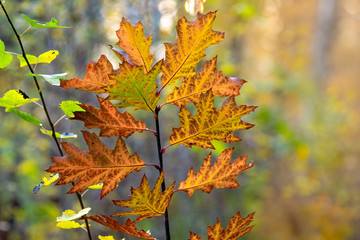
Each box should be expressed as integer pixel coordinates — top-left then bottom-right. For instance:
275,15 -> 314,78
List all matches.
0,3 -> 92,239
154,106 -> 171,240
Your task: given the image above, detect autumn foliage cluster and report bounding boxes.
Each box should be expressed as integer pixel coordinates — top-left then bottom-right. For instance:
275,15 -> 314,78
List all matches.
1,7 -> 256,239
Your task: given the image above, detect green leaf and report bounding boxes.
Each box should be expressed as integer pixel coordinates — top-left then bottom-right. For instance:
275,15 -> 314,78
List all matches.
0,39 -> 13,69
6,108 -> 41,125
17,50 -> 59,67
57,208 -> 91,222
0,89 -> 38,108
59,100 -> 85,117
22,14 -> 70,28
26,72 -> 68,86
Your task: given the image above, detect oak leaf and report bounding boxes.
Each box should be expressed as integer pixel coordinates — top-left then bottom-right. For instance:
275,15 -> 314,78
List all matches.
112,172 -> 175,223
178,148 -> 253,197
116,18 -> 154,73
169,90 -> 256,149
60,55 -> 115,93
72,96 -> 147,137
166,57 -> 245,107
107,60 -> 162,112
189,212 -> 255,240
160,11 -> 224,92
86,214 -> 154,240
46,131 -> 145,199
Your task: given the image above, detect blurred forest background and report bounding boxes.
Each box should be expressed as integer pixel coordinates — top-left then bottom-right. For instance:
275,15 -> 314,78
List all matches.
1,0 -> 360,239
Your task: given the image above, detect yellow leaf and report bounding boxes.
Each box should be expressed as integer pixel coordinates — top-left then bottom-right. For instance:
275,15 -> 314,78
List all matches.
166,57 -> 245,107
42,173 -> 59,186
98,235 -> 115,240
56,220 -> 81,229
169,90 -> 256,149
159,11 -> 224,93
38,50 -> 59,64
112,172 -> 175,223
88,183 -> 104,189
178,148 -> 253,197
116,18 -> 154,72
17,50 -> 59,67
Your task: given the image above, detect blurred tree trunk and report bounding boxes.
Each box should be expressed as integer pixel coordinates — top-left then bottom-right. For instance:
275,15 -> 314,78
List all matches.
312,0 -> 338,86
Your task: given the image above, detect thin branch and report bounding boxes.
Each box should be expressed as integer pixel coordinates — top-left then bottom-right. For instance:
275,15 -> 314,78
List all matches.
0,3 -> 92,240
154,106 -> 171,240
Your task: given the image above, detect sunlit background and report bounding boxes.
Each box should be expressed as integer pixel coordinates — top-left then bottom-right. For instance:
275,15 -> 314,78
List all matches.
1,0 -> 360,239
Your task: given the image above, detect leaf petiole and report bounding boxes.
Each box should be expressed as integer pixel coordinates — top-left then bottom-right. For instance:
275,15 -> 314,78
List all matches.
54,114 -> 66,126
19,25 -> 32,38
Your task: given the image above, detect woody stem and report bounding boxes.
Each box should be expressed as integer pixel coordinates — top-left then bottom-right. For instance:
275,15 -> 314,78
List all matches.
154,106 -> 171,240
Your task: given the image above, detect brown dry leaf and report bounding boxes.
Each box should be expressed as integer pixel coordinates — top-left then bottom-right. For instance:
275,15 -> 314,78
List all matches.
60,55 -> 115,93
72,96 -> 147,137
86,214 -> 154,239
189,212 -> 255,240
46,131 -> 145,199
178,148 -> 253,197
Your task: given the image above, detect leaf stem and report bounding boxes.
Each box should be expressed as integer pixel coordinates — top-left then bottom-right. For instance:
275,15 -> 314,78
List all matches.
19,25 -> 32,38
154,106 -> 171,240
0,3 -> 92,240
54,114 -> 66,127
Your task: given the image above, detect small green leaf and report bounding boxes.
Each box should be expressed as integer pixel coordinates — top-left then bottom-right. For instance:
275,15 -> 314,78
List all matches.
57,208 -> 91,222
22,14 -> 70,28
27,72 -> 68,86
0,39 -> 13,69
17,50 -> 59,67
59,100 -> 85,117
6,108 -> 41,125
0,89 -> 38,108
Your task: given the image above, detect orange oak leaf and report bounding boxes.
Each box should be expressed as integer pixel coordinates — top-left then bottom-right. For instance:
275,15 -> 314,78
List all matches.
60,55 -> 115,93
169,90 -> 257,149
85,214 -> 154,240
72,95 -> 147,137
46,131 -> 145,199
112,172 -> 175,223
177,148 -> 253,197
116,18 -> 154,73
159,11 -> 224,93
107,59 -> 163,112
166,57 -> 245,107
189,212 -> 255,240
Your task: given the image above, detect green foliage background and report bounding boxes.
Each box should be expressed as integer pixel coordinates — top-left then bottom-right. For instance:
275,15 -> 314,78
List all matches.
1,0 -> 359,239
